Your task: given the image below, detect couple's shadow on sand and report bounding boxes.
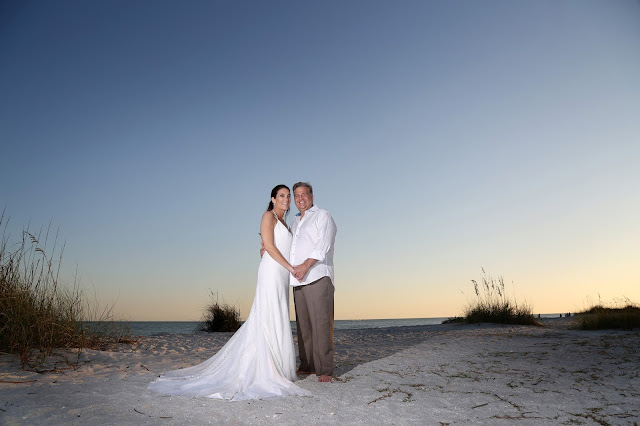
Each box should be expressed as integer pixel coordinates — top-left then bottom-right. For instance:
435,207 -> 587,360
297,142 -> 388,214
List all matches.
326,321 -> 577,377
296,325 -> 439,378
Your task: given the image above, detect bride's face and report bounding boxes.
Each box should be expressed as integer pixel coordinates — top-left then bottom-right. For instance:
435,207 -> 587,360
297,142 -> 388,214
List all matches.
272,188 -> 291,212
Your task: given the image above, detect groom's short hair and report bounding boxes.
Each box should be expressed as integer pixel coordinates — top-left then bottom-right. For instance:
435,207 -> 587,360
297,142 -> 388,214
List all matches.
293,182 -> 313,194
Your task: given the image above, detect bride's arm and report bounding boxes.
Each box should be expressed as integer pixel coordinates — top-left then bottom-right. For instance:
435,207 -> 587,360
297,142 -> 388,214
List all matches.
260,212 -> 295,274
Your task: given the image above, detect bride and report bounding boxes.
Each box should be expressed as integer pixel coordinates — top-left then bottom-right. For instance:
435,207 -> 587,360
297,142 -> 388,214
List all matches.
148,185 -> 311,401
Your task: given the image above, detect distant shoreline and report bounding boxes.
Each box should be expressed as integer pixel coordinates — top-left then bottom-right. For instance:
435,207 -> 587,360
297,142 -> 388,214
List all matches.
110,314 -> 568,322
102,315 -> 571,336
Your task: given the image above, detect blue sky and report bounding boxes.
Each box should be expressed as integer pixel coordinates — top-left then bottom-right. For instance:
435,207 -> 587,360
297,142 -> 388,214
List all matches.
2,0 -> 639,320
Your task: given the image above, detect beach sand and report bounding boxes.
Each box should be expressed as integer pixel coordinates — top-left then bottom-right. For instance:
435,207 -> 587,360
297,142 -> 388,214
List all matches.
1,319 -> 638,425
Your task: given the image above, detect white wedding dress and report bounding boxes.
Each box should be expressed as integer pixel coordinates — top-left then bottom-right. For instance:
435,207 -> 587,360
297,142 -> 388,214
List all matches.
148,218 -> 311,401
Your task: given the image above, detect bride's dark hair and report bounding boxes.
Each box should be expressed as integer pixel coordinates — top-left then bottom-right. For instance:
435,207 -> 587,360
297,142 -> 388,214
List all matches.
267,184 -> 290,216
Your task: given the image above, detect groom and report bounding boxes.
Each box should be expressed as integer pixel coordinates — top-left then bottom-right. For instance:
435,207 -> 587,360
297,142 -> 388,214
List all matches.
290,182 -> 337,383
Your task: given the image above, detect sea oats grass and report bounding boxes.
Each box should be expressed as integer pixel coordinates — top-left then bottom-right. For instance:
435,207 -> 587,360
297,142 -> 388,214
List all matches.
199,290 -> 242,332
463,269 -> 540,326
0,212 -> 131,368
576,298 -> 640,330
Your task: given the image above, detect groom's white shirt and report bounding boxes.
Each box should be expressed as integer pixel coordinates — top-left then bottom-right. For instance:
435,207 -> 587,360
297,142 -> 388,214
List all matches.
289,205 -> 337,287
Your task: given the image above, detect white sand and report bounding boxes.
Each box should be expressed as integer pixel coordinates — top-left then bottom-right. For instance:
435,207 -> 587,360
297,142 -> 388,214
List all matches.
1,320 -> 638,425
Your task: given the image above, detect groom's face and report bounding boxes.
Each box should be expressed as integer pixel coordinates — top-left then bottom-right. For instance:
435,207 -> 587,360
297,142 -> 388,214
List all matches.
294,187 -> 313,214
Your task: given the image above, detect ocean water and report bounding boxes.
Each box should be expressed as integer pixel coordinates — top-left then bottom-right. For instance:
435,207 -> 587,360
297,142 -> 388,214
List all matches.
126,314 -> 563,336
127,318 -> 446,336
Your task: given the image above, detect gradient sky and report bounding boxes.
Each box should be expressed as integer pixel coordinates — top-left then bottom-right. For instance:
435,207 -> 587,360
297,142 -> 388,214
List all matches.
2,0 -> 639,321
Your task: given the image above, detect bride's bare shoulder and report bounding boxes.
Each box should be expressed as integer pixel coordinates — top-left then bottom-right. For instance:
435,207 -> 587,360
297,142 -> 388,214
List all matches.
261,211 -> 277,223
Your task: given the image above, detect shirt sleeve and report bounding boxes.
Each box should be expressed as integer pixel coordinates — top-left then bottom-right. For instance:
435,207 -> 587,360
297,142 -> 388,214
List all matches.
308,210 -> 337,263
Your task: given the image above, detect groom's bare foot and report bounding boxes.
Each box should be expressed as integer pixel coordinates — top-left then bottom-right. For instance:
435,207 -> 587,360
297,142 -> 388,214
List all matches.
318,375 -> 332,383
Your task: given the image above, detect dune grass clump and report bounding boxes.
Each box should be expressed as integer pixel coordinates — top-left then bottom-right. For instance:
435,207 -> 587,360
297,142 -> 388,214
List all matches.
463,269 -> 540,326
576,298 -> 640,330
0,213 -> 131,368
441,316 -> 465,324
199,291 -> 242,332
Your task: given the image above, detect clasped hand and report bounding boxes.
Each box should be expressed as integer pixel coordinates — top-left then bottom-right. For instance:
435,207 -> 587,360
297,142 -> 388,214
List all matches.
260,243 -> 307,282
291,264 -> 308,282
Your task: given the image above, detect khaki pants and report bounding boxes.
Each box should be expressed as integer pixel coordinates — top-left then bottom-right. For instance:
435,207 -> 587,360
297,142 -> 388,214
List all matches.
293,276 -> 334,377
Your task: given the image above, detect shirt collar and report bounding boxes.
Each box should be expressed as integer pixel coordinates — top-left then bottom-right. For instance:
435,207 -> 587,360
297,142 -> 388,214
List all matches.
295,204 -> 318,218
